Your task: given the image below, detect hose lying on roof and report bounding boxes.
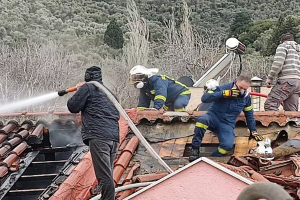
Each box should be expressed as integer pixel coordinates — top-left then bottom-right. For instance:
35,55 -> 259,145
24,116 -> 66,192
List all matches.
237,182 -> 292,200
89,182 -> 153,200
89,81 -> 173,173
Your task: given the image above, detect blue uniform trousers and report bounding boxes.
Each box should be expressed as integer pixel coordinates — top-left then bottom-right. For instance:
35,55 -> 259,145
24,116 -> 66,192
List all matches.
192,112 -> 235,156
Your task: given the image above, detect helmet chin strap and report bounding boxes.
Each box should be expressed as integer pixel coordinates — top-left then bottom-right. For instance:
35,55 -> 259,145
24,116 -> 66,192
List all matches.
135,81 -> 144,89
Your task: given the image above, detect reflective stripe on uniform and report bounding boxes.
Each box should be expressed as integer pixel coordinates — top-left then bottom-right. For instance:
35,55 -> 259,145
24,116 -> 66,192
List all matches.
150,90 -> 155,94
180,90 -> 191,95
159,75 -> 189,89
154,95 -> 166,101
195,122 -> 208,129
175,108 -> 186,112
163,105 -> 169,110
175,81 -> 189,89
160,75 -> 167,80
244,105 -> 253,111
207,91 -> 214,94
137,107 -> 147,110
218,147 -> 228,154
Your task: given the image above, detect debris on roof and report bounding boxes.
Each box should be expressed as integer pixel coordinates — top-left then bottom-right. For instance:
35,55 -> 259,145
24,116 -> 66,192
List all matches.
0,109 -> 300,199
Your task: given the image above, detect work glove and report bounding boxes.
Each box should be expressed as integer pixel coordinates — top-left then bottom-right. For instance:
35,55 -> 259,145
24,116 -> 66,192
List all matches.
222,89 -> 239,98
249,132 -> 264,141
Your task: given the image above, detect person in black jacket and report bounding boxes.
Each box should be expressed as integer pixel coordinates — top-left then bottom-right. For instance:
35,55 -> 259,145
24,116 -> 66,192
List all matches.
67,66 -> 119,200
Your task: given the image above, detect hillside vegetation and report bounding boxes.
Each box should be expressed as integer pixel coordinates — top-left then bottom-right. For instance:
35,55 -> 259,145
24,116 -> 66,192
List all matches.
0,0 -> 299,108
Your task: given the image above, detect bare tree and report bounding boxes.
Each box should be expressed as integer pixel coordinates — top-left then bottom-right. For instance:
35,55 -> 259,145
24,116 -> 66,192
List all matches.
153,0 -> 224,81
104,0 -> 150,108
0,41 -> 81,112
122,0 -> 150,68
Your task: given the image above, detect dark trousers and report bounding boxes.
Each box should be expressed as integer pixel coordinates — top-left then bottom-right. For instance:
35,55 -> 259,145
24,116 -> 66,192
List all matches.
265,79 -> 300,111
89,139 -> 119,200
164,94 -> 191,111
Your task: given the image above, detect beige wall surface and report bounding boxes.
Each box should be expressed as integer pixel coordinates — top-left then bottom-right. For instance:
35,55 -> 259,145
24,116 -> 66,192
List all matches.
186,87 -> 294,111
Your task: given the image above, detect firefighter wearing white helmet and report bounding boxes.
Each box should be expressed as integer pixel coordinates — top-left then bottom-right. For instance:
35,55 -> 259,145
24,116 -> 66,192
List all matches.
129,65 -> 191,111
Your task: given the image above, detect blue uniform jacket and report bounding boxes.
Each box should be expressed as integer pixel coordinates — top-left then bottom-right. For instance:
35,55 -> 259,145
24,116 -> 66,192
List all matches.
138,75 -> 190,110
202,82 -> 257,132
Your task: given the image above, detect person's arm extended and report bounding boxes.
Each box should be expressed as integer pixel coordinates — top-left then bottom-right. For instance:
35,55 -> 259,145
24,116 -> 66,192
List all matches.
67,84 -> 90,113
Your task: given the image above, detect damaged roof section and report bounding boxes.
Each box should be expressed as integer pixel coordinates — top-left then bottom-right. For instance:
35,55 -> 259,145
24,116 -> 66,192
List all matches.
0,119 -> 51,199
222,135 -> 300,199
0,109 -> 299,199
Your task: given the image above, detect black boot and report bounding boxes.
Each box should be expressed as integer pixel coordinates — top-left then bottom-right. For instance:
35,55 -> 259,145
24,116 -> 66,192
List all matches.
189,145 -> 200,162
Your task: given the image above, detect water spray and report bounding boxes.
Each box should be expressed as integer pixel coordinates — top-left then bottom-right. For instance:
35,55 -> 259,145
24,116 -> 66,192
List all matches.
0,86 -> 78,113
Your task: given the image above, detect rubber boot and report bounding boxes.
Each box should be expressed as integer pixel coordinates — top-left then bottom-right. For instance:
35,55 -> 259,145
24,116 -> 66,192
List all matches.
189,145 -> 200,162
211,150 -> 225,157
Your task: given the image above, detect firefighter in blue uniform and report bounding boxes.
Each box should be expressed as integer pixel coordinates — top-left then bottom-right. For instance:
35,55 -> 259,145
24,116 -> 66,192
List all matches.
189,75 -> 264,162
129,65 -> 191,111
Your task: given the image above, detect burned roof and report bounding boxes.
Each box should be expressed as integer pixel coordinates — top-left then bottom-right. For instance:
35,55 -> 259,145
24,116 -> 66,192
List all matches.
0,109 -> 299,199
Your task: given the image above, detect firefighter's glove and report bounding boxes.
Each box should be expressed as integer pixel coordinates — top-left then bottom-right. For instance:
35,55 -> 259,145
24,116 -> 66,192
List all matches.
250,132 -> 264,141
222,89 -> 239,98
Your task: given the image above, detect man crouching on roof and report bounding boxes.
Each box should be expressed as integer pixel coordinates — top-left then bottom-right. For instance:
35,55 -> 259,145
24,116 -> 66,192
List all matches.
67,66 -> 119,200
189,75 -> 263,162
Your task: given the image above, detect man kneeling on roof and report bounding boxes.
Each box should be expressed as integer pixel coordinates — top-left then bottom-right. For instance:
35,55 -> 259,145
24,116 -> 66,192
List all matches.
129,65 -> 191,111
189,75 -> 264,162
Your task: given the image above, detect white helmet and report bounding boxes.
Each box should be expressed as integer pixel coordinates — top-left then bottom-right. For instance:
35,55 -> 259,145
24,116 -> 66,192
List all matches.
249,137 -> 274,161
129,65 -> 159,89
205,79 -> 219,91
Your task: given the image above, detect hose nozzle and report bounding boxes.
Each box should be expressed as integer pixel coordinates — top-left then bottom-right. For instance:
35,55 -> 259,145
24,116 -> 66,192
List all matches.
58,86 -> 77,96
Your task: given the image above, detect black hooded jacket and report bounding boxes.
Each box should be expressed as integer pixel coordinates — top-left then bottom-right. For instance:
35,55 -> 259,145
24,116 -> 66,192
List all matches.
67,67 -> 119,144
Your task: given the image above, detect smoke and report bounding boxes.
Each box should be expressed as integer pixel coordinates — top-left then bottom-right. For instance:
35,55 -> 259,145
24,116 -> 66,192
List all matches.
0,92 -> 59,113
49,120 -> 84,148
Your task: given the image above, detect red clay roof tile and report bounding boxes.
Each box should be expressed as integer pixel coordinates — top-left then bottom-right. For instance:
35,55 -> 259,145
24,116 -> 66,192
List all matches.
10,142 -> 28,155
0,121 -> 17,134
0,145 -> 11,158
30,124 -> 44,137
0,166 -> 8,177
133,172 -> 168,183
2,154 -> 18,168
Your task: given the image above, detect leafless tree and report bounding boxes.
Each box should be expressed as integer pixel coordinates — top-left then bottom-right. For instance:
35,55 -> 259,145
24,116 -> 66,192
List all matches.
0,41 -> 81,112
122,0 -> 150,68
103,0 -> 151,108
152,0 -> 224,81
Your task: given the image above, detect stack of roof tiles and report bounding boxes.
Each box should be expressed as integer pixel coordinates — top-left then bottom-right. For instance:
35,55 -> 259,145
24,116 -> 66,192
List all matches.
0,120 -> 46,182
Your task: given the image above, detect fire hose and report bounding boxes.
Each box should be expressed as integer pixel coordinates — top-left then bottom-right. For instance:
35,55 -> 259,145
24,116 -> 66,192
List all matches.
249,92 -> 284,106
58,82 -> 174,173
89,182 -> 153,200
